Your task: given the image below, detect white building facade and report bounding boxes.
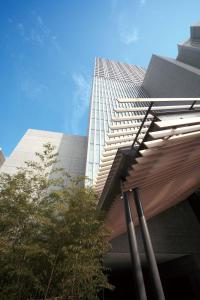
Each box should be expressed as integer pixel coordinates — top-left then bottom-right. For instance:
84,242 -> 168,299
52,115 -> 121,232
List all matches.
0,129 -> 87,179
85,57 -> 147,184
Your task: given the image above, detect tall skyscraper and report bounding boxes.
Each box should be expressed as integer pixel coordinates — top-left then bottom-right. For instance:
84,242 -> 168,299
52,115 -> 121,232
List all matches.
92,23 -> 200,299
0,21 -> 200,299
85,57 -> 148,184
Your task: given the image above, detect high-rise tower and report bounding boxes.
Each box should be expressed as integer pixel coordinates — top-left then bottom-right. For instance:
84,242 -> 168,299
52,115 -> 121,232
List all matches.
85,57 -> 147,184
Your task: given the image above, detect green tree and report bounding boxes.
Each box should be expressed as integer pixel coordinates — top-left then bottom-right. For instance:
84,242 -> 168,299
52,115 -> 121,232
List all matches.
0,143 -> 112,300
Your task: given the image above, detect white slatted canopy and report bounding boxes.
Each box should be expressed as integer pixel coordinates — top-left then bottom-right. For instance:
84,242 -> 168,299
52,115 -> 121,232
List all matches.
94,98 -> 200,195
100,108 -> 200,240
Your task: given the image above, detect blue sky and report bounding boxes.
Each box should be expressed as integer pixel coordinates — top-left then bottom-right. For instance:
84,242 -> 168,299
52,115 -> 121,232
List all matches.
0,0 -> 200,156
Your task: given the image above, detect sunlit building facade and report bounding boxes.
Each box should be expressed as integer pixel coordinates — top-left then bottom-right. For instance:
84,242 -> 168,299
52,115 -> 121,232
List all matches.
0,21 -> 200,300
0,129 -> 87,179
85,23 -> 200,299
85,57 -> 147,184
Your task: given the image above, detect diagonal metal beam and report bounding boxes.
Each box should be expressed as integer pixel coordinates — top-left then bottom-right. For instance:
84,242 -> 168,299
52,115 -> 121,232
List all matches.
132,187 -> 165,300
121,183 -> 147,300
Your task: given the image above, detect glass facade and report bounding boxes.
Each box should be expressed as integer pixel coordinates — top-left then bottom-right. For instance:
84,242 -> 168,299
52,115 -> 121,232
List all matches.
85,57 -> 147,184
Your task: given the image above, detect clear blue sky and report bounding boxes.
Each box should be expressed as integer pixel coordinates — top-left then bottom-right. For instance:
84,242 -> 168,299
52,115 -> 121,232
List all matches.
0,0 -> 200,156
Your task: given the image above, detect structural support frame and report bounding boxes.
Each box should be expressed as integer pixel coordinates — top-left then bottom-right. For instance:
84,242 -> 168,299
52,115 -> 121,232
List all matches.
121,183 -> 147,300
132,187 -> 165,300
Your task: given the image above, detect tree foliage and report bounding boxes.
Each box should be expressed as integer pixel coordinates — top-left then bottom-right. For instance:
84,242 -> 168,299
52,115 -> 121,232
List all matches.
0,143 -> 112,299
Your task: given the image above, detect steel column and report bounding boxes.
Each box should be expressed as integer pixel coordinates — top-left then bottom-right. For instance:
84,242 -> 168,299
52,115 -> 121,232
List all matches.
131,101 -> 154,149
122,189 -> 147,300
132,187 -> 165,300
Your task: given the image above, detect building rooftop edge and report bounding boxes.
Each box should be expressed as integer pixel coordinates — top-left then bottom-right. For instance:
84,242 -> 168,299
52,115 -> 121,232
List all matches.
26,128 -> 87,139
95,56 -> 145,69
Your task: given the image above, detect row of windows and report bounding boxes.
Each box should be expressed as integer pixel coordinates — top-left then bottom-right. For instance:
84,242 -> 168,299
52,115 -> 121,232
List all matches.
93,79 -> 145,100
94,57 -> 145,83
86,60 -> 146,184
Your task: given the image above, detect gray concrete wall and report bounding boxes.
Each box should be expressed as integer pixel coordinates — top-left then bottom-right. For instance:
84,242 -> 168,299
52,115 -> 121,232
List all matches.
190,22 -> 200,40
177,44 -> 200,69
176,23 -> 200,68
105,200 -> 200,268
142,55 -> 200,97
0,129 -> 87,179
0,149 -> 5,167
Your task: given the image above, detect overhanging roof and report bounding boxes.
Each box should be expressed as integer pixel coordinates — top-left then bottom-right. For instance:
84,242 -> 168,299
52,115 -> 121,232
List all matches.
95,99 -> 200,240
95,98 -> 200,195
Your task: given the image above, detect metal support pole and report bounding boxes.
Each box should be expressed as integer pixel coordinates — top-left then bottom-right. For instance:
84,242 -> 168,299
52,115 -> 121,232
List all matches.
189,100 -> 196,110
122,188 -> 147,300
132,187 -> 165,300
131,101 -> 154,149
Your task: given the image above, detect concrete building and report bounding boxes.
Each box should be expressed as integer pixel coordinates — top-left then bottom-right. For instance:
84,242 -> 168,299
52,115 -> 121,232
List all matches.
0,129 -> 87,179
0,148 -> 5,167
142,23 -> 200,98
85,57 -> 147,184
1,20 -> 200,300
87,23 -> 200,299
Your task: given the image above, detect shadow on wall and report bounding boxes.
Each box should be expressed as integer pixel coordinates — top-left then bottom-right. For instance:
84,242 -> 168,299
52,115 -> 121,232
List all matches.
55,133 -> 88,184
